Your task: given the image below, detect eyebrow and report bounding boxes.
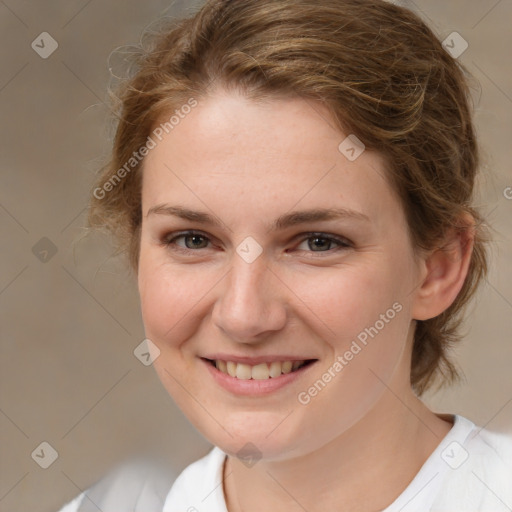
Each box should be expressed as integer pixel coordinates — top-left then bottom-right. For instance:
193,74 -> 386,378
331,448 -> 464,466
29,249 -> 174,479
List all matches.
146,204 -> 370,231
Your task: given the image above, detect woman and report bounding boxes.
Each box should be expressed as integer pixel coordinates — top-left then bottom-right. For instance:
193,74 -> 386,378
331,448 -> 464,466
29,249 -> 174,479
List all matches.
58,0 -> 512,510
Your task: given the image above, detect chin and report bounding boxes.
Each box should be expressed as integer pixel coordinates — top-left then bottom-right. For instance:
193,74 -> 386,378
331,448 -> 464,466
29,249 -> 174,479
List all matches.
194,409 -> 313,461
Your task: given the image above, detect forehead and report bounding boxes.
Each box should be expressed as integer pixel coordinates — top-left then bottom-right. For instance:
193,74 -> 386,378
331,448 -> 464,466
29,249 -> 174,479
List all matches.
141,89 -> 402,228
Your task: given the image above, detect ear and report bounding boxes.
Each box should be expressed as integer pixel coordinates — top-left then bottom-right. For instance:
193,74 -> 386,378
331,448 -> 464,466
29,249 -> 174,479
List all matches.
411,213 -> 475,321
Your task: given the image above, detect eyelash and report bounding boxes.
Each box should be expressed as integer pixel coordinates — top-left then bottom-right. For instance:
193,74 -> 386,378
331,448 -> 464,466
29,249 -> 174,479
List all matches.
161,230 -> 352,256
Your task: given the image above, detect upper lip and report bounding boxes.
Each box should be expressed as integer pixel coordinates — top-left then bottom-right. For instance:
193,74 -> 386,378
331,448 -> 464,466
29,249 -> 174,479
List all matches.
201,354 -> 318,365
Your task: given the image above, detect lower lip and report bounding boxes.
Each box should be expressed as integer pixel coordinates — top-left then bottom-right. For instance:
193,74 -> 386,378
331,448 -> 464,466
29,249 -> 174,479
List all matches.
201,358 -> 316,396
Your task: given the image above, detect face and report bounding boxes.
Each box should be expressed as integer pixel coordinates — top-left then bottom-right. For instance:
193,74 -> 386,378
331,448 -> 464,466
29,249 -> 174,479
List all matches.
138,89 -> 423,461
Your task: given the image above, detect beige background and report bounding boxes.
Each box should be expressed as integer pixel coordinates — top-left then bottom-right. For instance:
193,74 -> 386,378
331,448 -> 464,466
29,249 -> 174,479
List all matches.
0,1 -> 511,511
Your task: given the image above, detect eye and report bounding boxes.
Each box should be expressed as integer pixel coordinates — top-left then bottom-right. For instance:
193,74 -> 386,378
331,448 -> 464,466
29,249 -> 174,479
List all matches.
295,233 -> 352,253
162,230 -> 212,252
161,230 -> 352,256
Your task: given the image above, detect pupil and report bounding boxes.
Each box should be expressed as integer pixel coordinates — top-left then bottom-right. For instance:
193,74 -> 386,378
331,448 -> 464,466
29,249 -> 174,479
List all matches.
309,237 -> 330,251
186,235 -> 207,249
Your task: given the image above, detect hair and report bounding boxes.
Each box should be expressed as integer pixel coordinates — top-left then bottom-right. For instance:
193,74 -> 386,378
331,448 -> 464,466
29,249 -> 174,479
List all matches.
88,0 -> 489,395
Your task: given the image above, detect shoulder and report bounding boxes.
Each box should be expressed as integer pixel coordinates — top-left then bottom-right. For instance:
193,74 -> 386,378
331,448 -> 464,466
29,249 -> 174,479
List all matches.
57,493 -> 84,512
56,457 -> 178,512
432,415 -> 512,511
163,446 -> 227,511
465,424 -> 512,489
460,418 -> 512,478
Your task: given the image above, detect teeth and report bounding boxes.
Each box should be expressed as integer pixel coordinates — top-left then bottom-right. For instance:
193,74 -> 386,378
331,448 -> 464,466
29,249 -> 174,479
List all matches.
269,361 -> 282,378
282,361 -> 292,373
251,363 -> 270,380
236,363 -> 252,380
216,360 -> 227,373
212,359 -> 308,379
226,361 -> 237,377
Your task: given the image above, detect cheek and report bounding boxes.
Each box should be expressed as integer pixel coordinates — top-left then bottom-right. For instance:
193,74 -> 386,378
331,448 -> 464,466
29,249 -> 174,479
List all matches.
289,256 -> 412,413
289,255 -> 407,343
137,252 -> 205,351
137,253 -> 213,409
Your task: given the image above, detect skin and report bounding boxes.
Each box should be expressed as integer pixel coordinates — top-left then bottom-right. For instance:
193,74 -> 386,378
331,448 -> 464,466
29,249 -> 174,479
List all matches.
137,88 -> 474,511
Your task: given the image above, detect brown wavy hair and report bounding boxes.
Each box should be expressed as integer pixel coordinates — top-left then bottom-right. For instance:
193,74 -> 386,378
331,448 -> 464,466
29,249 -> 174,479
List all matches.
89,0 -> 489,395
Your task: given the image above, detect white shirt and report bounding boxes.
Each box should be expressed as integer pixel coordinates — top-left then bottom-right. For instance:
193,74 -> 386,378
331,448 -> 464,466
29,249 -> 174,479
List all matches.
58,414 -> 512,512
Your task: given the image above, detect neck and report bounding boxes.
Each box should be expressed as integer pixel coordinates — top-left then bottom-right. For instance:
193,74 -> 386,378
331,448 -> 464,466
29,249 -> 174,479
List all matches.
223,388 -> 452,512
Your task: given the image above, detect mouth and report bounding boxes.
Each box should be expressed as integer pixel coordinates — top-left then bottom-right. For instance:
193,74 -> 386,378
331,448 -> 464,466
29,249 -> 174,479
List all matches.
201,358 -> 317,380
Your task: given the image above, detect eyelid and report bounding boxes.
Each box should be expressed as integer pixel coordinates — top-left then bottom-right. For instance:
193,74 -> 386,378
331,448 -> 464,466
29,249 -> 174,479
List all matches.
161,230 -> 215,250
292,231 -> 352,247
161,230 -> 353,254
292,232 -> 353,256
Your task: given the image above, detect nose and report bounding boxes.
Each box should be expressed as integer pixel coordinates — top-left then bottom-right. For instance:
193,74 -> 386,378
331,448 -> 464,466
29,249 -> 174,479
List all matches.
211,254 -> 287,343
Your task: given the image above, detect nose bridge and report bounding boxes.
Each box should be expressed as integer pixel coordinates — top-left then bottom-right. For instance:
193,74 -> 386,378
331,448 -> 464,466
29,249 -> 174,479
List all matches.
213,252 -> 286,341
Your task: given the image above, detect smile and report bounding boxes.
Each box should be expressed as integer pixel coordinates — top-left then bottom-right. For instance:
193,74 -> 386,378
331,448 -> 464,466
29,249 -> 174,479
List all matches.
201,357 -> 318,396
204,358 -> 315,380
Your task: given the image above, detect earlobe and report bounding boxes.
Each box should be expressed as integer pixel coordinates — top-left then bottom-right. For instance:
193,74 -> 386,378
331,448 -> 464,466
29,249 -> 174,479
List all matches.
411,215 -> 475,321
